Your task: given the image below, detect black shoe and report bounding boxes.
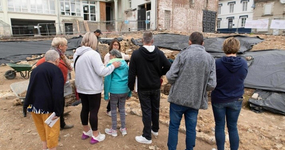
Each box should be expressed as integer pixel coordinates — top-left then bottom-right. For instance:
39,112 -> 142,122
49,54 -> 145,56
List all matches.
61,124 -> 74,130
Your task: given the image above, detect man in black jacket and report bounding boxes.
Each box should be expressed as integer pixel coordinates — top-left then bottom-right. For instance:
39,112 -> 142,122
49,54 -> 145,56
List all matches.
128,32 -> 171,144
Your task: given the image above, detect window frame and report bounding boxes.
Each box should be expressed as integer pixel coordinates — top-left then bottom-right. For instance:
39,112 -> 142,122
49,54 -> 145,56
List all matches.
83,1 -> 96,21
229,3 -> 234,13
218,5 -> 221,14
60,0 -> 81,16
241,17 -> 246,27
7,0 -> 55,14
242,1 -> 247,11
217,19 -> 221,29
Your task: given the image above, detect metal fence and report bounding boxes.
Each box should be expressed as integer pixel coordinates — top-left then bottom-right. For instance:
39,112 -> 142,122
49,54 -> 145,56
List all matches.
8,20 -> 152,37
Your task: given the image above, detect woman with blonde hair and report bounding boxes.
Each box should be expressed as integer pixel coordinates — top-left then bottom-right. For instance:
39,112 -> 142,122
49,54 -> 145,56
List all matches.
211,37 -> 248,150
36,36 -> 74,130
73,32 -> 121,144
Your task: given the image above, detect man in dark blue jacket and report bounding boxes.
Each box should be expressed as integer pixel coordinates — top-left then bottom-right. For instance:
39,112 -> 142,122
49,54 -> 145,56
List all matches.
128,32 -> 171,144
24,50 -> 64,150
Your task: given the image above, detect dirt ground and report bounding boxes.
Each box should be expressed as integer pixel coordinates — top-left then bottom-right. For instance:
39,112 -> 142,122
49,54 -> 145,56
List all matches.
0,32 -> 285,150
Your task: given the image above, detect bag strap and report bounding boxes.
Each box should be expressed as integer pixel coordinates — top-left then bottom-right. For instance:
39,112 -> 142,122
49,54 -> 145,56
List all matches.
74,55 -> 81,71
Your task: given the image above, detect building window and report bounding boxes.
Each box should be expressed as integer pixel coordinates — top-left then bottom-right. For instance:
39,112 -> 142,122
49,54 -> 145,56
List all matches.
264,3 -> 272,15
241,17 -> 246,27
217,19 -> 221,29
242,1 -> 247,11
83,1 -> 96,21
218,5 -> 221,14
8,0 -> 55,14
229,3 -> 234,13
60,0 -> 81,16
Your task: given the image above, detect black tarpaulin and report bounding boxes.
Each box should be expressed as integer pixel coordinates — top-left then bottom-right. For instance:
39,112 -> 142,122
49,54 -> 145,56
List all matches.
0,40 -> 52,64
243,50 -> 285,92
248,90 -> 285,115
204,35 -> 264,53
133,34 -> 263,53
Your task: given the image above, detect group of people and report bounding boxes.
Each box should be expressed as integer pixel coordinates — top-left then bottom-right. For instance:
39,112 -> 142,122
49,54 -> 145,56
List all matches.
24,30 -> 248,150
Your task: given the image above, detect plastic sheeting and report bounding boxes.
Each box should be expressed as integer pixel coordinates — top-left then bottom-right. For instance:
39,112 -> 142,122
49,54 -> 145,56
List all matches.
248,90 -> 285,115
67,36 -> 123,51
133,34 -> 264,53
204,35 -> 264,53
243,50 -> 285,92
0,40 -> 52,64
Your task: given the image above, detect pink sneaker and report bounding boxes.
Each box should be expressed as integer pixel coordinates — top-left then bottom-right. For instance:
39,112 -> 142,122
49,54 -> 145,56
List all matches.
81,130 -> 92,140
90,133 -> 105,144
82,133 -> 90,140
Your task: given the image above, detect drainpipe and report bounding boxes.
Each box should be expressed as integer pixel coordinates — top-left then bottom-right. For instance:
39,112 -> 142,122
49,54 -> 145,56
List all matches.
155,0 -> 158,30
57,0 -> 62,34
114,0 -> 118,32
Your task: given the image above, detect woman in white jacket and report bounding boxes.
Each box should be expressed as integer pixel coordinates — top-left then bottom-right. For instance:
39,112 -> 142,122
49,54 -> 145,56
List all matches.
73,32 -> 120,144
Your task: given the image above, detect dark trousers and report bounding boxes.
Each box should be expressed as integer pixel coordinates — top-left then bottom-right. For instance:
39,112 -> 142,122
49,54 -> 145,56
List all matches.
138,89 -> 160,140
60,98 -> 65,128
79,93 -> 101,131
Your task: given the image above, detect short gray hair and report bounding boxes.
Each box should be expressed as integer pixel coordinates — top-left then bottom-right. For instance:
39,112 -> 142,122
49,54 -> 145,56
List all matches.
109,49 -> 122,58
45,50 -> 60,62
143,31 -> 153,44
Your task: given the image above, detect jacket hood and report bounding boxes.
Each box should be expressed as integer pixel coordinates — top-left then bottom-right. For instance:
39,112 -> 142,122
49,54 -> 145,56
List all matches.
139,46 -> 158,62
221,56 -> 244,73
108,58 -> 128,70
74,46 -> 93,56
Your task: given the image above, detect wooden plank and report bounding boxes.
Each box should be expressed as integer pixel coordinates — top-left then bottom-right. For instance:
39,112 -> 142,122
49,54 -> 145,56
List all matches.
83,21 -> 90,32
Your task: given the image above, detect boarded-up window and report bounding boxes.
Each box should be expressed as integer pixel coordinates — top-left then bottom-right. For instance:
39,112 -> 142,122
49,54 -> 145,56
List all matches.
264,3 -> 272,15
164,10 -> 171,29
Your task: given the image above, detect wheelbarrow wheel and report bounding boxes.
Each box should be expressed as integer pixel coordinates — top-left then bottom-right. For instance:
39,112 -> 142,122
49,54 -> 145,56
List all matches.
4,70 -> 16,79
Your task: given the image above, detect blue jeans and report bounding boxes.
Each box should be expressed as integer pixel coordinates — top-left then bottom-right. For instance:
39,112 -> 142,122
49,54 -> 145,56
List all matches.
167,103 -> 198,150
138,89 -> 160,140
212,100 -> 242,150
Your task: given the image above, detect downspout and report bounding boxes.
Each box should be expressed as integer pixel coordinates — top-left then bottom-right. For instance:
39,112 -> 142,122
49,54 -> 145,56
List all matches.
57,0 -> 62,34
155,0 -> 158,30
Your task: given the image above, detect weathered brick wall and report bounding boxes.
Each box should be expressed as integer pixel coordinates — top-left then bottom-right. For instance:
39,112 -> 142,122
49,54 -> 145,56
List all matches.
158,0 -> 218,33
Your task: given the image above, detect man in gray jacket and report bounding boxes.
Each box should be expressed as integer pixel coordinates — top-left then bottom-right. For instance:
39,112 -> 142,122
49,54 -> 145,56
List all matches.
166,32 -> 216,150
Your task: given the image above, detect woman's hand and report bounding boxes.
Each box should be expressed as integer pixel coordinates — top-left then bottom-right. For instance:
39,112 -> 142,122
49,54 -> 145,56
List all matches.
52,116 -> 59,120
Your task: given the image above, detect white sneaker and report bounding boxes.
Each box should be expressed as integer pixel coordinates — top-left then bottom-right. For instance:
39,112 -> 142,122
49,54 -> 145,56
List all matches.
120,128 -> 127,136
151,130 -> 158,137
106,111 -> 111,117
135,135 -> 152,144
105,128 -> 117,137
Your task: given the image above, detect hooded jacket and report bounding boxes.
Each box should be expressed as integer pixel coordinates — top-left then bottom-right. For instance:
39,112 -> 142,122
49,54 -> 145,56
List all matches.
211,56 -> 248,103
128,46 -> 171,91
104,58 -> 131,100
166,44 -> 216,110
73,46 -> 115,94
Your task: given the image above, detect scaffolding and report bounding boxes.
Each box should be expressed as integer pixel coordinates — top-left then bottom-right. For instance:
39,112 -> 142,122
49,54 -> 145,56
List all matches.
0,20 -> 12,37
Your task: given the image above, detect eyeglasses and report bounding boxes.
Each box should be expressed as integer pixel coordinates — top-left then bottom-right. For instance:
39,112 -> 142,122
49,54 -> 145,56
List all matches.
113,43 -> 119,46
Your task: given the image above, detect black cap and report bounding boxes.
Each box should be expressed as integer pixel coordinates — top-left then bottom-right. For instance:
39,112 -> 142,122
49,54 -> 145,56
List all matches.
94,29 -> 102,35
